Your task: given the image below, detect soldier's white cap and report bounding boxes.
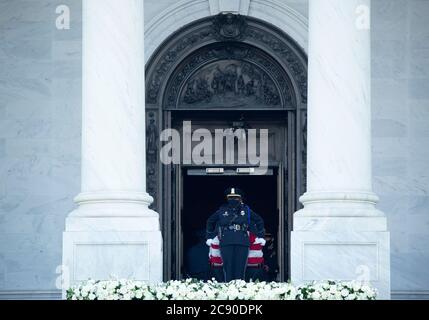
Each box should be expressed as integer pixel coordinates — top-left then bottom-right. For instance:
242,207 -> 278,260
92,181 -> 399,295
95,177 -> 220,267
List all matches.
225,187 -> 244,198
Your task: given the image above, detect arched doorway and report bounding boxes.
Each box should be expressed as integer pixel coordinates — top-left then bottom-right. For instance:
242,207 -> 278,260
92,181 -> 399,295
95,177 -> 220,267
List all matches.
145,14 -> 307,281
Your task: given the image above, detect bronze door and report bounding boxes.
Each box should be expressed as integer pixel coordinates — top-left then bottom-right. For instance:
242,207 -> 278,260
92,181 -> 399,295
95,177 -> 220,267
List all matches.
166,112 -> 290,281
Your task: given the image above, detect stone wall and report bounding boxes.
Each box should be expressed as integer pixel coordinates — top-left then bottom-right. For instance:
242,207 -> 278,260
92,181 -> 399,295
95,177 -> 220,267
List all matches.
0,0 -> 428,299
0,0 -> 82,297
371,0 -> 429,299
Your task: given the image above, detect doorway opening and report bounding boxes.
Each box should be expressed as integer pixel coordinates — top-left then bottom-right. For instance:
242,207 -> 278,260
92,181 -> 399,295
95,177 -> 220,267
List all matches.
180,167 -> 282,281
145,14 -> 308,281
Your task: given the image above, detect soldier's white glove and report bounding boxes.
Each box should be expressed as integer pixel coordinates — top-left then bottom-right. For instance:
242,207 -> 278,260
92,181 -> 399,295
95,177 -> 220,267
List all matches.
254,238 -> 266,246
206,239 -> 214,246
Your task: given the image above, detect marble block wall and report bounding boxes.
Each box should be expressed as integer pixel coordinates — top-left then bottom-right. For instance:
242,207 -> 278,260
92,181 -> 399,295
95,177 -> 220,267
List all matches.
0,0 -> 82,297
0,0 -> 428,299
371,0 -> 429,299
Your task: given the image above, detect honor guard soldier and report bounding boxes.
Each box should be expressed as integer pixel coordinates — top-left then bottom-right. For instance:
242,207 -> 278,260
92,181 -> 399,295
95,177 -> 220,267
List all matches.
206,187 -> 265,282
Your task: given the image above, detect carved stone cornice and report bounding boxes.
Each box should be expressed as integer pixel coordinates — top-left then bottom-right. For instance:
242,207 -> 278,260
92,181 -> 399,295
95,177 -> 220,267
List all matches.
146,14 -> 307,107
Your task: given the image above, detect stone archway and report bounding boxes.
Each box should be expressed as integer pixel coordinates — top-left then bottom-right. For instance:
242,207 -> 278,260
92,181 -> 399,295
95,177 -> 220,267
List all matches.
145,13 -> 308,280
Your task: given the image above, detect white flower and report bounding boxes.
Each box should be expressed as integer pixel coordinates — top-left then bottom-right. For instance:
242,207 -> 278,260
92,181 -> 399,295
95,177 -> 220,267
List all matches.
144,292 -> 155,300
66,279 -> 377,301
322,282 -> 330,290
119,286 -> 128,295
352,283 -> 362,292
361,285 -> 371,292
340,289 -> 349,298
347,293 -> 356,300
97,291 -> 107,300
187,292 -> 196,300
321,291 -> 329,300
311,291 -> 321,300
135,290 -> 143,299
366,290 -> 376,298
313,283 -> 324,292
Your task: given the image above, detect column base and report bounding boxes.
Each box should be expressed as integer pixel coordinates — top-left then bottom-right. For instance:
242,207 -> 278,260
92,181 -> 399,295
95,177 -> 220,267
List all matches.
291,191 -> 391,299
291,230 -> 390,299
62,230 -> 162,298
62,195 -> 163,298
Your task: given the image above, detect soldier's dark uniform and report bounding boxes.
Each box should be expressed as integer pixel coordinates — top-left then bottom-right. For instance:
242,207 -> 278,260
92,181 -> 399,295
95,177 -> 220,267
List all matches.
206,188 -> 265,282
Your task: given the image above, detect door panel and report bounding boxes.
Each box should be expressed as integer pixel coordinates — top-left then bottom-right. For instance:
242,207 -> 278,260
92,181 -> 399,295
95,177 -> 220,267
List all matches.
168,115 -> 291,281
277,163 -> 285,281
174,165 -> 183,280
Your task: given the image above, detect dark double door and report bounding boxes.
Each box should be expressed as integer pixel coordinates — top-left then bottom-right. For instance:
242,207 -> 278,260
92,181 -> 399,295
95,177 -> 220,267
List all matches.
167,112 -> 291,282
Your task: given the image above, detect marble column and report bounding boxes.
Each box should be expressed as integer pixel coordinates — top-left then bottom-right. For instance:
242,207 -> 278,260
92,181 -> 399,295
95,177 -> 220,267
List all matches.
63,0 -> 162,294
291,0 -> 390,298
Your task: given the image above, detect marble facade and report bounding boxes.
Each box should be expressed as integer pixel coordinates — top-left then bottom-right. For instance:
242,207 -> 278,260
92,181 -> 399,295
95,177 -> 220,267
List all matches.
0,0 -> 428,299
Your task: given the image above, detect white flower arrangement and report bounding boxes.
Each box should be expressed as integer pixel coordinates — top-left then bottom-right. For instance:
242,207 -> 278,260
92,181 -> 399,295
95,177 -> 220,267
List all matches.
67,279 -> 377,300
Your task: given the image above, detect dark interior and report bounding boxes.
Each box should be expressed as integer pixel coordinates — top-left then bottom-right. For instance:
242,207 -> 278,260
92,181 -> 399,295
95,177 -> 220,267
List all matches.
182,171 -> 278,274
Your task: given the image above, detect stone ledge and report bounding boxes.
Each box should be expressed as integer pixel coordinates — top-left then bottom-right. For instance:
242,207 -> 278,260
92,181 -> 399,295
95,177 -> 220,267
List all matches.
0,290 -> 62,300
